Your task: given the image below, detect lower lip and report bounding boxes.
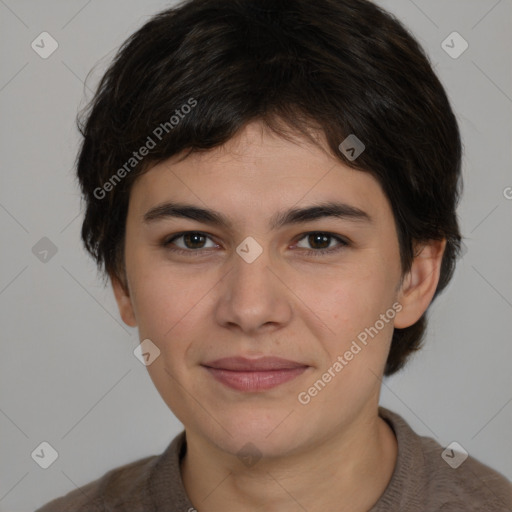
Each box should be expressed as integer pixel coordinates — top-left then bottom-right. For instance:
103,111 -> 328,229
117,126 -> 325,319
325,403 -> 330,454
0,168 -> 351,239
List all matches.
204,366 -> 308,392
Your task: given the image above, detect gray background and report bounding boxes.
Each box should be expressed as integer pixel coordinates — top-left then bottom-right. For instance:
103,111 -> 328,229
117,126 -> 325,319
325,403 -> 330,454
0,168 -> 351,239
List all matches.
0,1 -> 511,510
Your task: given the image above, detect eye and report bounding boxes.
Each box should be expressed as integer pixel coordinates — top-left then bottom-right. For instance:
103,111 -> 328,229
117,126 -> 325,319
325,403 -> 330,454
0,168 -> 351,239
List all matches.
294,232 -> 349,256
162,232 -> 218,255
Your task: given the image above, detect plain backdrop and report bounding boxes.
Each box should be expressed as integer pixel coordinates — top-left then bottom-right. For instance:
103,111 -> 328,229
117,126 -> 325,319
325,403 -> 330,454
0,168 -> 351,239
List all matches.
0,1 -> 511,510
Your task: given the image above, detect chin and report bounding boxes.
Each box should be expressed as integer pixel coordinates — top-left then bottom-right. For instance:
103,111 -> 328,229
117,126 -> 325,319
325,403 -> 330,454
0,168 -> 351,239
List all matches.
199,410 -> 312,461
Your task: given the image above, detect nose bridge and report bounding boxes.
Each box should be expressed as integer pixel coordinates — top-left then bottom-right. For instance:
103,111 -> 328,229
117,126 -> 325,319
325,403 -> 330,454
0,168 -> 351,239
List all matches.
215,240 -> 291,332
227,243 -> 276,309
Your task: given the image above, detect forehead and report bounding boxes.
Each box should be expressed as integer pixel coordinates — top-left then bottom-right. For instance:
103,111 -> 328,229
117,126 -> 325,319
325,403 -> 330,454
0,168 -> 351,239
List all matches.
128,121 -> 392,228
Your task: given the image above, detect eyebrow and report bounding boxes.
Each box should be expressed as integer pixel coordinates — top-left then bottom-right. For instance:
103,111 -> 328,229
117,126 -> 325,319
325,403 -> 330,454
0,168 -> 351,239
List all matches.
142,200 -> 372,230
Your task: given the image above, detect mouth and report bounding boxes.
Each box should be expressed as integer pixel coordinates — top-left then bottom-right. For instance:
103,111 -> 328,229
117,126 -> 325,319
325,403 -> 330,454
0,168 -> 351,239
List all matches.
202,356 -> 309,392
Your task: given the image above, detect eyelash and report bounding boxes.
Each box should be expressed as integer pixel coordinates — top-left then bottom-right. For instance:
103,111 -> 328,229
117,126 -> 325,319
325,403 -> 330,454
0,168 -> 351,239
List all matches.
161,231 -> 349,258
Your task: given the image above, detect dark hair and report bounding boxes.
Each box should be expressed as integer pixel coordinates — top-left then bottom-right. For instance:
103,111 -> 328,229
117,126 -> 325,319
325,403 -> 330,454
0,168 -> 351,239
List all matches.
76,0 -> 463,376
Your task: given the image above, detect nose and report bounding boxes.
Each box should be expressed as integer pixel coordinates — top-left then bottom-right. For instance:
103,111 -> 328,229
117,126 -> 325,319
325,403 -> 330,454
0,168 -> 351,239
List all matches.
214,245 -> 293,335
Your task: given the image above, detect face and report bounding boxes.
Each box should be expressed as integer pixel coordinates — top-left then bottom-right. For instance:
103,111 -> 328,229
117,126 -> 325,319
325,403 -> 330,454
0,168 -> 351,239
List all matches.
113,121 -> 436,458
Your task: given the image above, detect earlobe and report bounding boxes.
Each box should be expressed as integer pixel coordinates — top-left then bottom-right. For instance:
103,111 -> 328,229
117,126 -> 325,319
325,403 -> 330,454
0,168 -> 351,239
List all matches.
394,239 -> 446,329
111,274 -> 137,327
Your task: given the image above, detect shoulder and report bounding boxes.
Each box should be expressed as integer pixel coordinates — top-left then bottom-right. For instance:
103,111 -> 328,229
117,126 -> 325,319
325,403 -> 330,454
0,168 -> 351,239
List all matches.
378,407 -> 512,511
34,453 -> 158,512
419,435 -> 512,510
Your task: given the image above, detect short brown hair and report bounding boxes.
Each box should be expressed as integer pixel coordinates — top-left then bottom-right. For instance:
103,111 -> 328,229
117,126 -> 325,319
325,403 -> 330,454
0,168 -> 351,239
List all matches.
76,0 -> 463,375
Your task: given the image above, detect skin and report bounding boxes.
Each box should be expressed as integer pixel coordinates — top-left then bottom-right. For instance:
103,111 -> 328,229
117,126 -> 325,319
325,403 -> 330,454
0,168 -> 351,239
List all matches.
112,120 -> 446,511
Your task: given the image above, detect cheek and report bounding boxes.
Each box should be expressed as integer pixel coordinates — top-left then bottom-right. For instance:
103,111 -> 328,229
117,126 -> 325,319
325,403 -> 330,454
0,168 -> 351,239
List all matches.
322,269 -> 397,357
129,267 -> 202,403
128,259 -> 195,341
128,261 -> 221,375
328,264 -> 393,319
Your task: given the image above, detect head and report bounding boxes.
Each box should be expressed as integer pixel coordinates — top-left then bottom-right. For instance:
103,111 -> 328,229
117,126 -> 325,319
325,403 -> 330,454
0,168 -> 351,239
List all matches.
77,0 -> 462,457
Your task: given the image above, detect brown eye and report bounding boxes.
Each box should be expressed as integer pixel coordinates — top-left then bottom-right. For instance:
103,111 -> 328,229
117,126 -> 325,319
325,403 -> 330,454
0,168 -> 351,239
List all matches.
180,233 -> 207,249
163,232 -> 218,253
295,232 -> 349,256
307,233 -> 331,249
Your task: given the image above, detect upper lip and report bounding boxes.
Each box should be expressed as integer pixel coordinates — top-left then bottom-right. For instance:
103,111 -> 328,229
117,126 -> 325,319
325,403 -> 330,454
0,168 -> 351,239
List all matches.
202,356 -> 308,371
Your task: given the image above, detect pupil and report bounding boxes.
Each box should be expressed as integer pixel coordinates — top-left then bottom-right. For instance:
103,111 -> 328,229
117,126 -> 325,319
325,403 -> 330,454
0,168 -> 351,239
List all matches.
310,233 -> 329,249
185,233 -> 204,248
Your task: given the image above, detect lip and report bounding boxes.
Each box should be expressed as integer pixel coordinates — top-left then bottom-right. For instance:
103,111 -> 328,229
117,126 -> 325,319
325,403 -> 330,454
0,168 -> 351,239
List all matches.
202,357 -> 309,392
203,356 -> 307,371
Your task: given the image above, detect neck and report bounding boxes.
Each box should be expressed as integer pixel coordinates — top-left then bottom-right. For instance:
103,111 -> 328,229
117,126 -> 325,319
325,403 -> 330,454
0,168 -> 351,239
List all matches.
181,405 -> 397,512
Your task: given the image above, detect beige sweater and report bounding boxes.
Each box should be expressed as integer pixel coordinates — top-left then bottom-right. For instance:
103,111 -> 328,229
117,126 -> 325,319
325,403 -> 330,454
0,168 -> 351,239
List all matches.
35,407 -> 512,511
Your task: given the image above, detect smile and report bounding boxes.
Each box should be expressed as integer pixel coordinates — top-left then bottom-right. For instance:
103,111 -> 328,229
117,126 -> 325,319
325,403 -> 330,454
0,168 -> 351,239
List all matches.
202,356 -> 309,392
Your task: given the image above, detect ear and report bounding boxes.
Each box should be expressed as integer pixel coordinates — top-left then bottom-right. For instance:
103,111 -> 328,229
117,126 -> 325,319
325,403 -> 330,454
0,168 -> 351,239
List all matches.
111,273 -> 137,327
394,238 -> 446,329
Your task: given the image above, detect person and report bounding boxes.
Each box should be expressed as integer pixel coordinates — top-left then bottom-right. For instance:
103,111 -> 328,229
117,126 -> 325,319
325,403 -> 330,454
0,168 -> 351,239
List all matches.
36,0 -> 512,510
